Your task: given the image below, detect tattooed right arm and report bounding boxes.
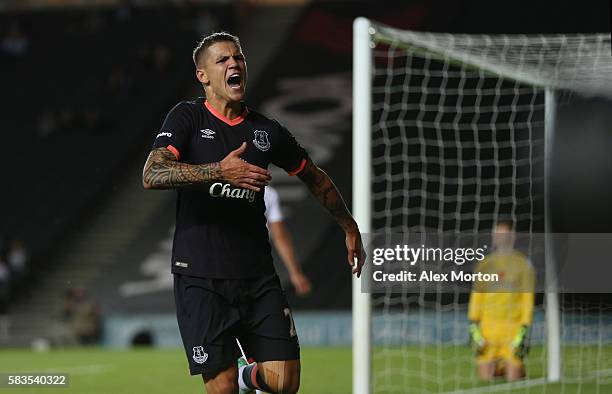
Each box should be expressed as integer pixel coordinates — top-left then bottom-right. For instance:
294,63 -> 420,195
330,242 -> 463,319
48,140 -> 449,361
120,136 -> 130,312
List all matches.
143,143 -> 272,191
142,147 -> 221,189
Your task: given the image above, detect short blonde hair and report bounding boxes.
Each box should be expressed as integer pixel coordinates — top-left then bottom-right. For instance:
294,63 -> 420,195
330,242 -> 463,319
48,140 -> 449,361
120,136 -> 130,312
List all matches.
192,32 -> 241,67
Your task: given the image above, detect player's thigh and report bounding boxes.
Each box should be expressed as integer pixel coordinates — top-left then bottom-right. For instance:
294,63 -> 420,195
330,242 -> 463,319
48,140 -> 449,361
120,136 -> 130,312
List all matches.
258,360 -> 300,394
499,337 -> 524,376
203,364 -> 239,394
505,361 -> 525,381
174,274 -> 241,377
477,361 -> 495,380
501,347 -> 525,381
241,275 -> 300,362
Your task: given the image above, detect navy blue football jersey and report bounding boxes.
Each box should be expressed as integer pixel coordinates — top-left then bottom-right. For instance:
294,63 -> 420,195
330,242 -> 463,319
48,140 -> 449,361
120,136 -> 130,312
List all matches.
151,97 -> 308,278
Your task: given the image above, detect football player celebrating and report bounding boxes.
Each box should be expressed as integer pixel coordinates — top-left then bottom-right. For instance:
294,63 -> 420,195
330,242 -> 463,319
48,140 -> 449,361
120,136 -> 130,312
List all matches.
143,32 -> 365,394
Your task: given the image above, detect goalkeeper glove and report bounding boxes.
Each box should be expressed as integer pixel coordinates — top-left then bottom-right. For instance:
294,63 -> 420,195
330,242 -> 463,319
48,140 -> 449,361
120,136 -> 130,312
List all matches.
469,322 -> 485,355
511,325 -> 530,359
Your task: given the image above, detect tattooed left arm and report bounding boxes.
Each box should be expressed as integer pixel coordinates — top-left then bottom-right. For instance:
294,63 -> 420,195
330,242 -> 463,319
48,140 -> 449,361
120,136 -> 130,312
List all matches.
298,159 -> 366,276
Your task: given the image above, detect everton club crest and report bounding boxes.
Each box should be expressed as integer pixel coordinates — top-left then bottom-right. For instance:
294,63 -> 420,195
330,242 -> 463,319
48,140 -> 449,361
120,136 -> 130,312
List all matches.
253,130 -> 270,152
192,346 -> 208,364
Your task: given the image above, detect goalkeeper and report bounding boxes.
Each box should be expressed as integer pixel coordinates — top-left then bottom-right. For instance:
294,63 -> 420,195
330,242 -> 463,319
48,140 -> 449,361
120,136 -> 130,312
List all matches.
468,220 -> 535,381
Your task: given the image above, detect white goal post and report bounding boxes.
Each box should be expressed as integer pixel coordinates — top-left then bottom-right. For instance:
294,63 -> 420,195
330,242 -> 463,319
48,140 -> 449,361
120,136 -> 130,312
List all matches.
353,16 -> 373,394
352,17 -> 612,394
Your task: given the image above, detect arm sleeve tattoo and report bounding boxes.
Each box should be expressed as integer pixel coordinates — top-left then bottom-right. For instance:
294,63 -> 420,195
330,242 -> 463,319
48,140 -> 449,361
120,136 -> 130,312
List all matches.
298,159 -> 356,232
142,147 -> 222,189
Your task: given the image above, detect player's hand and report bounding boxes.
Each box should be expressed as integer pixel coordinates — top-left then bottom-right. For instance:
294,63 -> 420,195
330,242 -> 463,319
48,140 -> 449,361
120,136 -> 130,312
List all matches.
290,271 -> 312,297
469,322 -> 486,355
345,223 -> 366,278
511,325 -> 530,359
219,142 -> 271,192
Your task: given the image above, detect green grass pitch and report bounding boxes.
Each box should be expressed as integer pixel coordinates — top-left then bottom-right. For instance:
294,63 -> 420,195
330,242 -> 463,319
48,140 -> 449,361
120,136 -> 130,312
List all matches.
0,346 -> 609,393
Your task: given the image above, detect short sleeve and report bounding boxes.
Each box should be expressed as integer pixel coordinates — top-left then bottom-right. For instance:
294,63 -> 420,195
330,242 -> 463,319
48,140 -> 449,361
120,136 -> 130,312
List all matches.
264,186 -> 284,223
271,123 -> 308,176
151,102 -> 194,160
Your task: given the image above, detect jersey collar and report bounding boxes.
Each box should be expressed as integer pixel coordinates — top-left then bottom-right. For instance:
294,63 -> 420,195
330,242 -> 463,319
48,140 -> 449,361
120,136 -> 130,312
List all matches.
204,100 -> 249,126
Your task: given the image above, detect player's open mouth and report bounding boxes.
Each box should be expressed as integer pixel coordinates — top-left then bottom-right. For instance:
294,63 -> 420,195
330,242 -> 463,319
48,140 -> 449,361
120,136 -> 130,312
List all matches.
227,73 -> 242,90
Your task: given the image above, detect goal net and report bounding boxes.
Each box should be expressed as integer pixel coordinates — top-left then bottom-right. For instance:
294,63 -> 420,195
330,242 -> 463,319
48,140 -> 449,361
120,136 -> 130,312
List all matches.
353,18 -> 612,394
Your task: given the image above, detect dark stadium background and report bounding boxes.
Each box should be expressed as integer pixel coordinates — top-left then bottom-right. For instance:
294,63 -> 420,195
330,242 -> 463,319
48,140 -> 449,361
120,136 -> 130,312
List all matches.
0,0 -> 610,356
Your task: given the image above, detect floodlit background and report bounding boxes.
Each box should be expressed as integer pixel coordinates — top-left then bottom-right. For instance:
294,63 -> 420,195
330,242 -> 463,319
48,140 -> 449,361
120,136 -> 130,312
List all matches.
0,0 -> 611,393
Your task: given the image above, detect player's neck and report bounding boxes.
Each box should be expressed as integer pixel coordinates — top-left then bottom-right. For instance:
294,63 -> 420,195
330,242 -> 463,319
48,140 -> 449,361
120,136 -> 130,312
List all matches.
205,97 -> 243,120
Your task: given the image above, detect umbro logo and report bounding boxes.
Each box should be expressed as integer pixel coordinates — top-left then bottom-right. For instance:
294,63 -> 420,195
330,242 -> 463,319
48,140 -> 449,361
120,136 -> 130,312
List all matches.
200,129 -> 216,139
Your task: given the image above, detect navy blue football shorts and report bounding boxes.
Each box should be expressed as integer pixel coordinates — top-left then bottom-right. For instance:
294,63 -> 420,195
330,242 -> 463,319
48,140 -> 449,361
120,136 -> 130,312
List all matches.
173,273 -> 300,377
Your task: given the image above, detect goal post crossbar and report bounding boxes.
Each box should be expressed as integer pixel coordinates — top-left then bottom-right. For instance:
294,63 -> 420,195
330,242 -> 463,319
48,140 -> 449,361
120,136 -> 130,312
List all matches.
373,28 -> 548,89
373,23 -> 612,98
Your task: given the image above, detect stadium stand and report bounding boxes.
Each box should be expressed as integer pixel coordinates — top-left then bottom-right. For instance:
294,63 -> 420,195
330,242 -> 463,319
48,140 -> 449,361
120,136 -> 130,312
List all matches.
0,5 -> 216,255
0,3 -> 233,345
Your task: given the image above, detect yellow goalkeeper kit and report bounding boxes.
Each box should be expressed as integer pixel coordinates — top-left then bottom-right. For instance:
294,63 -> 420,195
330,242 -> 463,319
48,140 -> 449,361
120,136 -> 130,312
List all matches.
468,250 -> 535,366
